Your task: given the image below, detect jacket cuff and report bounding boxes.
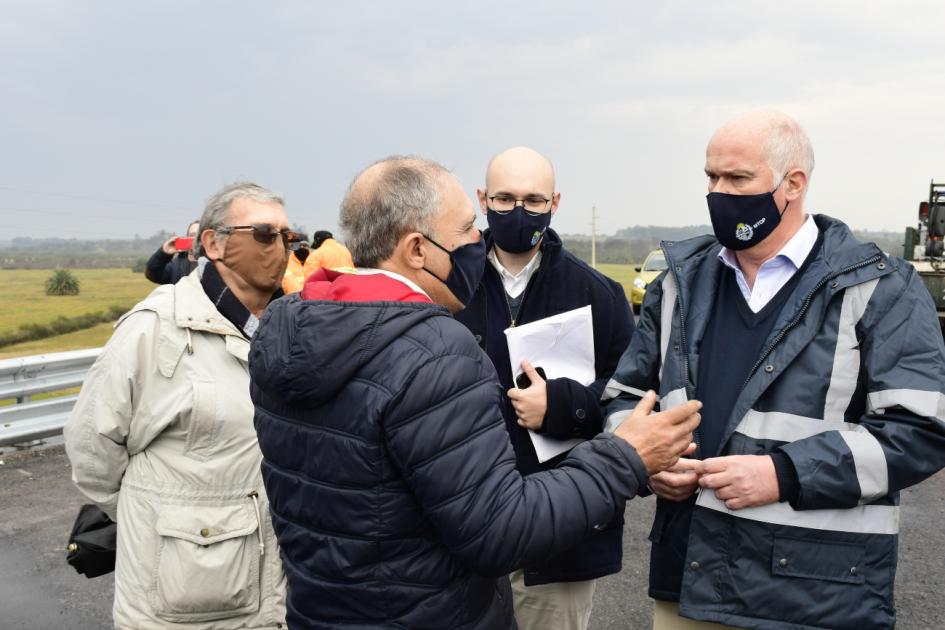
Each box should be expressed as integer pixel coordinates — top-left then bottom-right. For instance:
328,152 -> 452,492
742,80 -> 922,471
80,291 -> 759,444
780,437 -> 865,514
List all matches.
770,451 -> 800,505
542,377 -> 603,440
598,433 -> 650,496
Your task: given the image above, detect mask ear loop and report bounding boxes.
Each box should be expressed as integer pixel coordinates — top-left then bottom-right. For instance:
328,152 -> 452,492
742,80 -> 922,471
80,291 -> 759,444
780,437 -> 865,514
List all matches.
420,234 -> 452,285
773,172 -> 791,216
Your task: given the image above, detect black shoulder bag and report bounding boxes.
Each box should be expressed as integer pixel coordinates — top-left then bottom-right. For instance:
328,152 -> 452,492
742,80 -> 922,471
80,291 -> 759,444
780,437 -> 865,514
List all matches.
66,504 -> 117,578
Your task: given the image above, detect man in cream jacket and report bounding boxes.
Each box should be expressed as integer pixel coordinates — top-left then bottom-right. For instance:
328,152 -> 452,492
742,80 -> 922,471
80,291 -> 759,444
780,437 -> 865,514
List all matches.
65,182 -> 291,629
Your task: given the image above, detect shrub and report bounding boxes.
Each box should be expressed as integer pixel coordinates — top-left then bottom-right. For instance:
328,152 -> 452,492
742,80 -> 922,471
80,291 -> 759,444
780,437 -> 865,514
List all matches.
0,303 -> 134,348
45,269 -> 80,296
131,257 -> 147,273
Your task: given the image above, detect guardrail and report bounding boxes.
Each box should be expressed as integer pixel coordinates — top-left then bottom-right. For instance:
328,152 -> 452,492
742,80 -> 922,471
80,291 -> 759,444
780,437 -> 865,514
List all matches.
0,348 -> 101,447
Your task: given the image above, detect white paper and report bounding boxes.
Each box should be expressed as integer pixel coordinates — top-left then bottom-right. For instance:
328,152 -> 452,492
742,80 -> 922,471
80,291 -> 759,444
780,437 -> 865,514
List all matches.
504,305 -> 595,462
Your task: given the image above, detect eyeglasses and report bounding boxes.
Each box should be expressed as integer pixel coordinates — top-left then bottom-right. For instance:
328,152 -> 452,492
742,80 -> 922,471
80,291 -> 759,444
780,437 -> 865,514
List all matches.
487,194 -> 552,215
217,224 -> 300,248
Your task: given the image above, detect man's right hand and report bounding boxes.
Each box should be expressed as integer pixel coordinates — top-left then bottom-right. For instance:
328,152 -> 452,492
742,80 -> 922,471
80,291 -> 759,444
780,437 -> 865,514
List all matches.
613,390 -> 701,475
161,236 -> 177,255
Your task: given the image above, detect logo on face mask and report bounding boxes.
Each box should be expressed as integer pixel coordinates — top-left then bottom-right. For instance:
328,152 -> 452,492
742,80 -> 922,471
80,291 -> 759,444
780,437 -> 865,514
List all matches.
735,222 -> 752,241
735,217 -> 766,242
530,230 -> 542,246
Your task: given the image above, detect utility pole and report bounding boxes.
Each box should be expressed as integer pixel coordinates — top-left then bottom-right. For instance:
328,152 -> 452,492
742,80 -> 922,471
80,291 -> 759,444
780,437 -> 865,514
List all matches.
591,205 -> 597,269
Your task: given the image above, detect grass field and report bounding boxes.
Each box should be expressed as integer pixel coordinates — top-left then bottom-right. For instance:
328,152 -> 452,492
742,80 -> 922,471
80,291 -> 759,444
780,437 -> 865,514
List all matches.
0,268 -> 153,338
597,263 -> 638,299
0,322 -> 117,360
0,268 -> 153,361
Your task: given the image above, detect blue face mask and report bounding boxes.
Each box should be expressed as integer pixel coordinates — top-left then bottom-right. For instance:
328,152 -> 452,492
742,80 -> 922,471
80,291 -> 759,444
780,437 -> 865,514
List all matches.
706,177 -> 789,250
422,233 -> 486,306
487,206 -> 552,254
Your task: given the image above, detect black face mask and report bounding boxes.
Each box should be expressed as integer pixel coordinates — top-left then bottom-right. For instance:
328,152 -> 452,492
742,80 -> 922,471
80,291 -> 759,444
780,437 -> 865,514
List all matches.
422,233 -> 487,306
706,177 -> 789,250
487,206 -> 552,253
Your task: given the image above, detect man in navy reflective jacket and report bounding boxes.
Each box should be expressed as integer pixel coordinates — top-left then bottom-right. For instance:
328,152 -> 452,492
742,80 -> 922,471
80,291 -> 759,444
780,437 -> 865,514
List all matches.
455,146 -> 634,630
604,110 -> 945,629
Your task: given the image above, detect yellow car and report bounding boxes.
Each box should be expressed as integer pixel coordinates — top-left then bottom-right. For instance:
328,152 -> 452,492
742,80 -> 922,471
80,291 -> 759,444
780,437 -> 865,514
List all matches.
630,249 -> 668,313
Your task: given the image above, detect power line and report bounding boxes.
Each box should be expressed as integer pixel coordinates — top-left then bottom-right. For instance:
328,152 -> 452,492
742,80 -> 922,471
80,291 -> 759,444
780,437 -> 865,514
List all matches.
0,185 -> 194,211
0,206 -> 183,225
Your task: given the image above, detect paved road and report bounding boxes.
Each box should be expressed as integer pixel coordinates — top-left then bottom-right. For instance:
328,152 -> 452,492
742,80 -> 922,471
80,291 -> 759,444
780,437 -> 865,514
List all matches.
2,444 -> 944,629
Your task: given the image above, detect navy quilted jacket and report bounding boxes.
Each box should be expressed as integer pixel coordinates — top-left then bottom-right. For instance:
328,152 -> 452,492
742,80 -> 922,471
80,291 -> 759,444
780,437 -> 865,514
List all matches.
249,271 -> 648,629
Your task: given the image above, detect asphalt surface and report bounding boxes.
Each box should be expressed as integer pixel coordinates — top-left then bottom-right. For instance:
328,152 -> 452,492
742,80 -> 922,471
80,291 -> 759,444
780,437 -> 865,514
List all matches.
1,444 -> 944,629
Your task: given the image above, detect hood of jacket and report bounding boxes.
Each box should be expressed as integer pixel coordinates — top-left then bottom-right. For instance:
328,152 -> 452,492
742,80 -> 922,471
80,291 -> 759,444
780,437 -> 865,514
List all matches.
249,268 -> 447,406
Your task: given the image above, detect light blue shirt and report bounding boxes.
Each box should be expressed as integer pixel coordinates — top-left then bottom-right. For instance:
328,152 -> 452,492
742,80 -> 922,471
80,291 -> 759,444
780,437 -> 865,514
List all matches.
718,214 -> 819,313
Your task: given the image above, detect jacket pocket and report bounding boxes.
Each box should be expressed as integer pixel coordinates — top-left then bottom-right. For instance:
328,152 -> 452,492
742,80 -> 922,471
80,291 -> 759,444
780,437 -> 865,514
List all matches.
151,503 -> 261,622
771,535 -> 865,585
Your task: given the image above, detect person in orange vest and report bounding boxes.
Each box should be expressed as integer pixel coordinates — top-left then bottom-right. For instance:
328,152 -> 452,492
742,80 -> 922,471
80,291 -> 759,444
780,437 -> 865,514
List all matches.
282,230 -> 355,293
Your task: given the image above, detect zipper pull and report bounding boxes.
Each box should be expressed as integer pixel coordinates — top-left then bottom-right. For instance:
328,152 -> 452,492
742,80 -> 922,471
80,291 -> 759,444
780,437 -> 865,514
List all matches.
248,491 -> 265,557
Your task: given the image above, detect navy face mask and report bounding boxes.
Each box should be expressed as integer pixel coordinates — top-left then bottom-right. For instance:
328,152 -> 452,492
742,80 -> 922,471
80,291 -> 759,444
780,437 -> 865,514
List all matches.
487,206 -> 552,253
707,177 -> 789,250
422,233 -> 486,306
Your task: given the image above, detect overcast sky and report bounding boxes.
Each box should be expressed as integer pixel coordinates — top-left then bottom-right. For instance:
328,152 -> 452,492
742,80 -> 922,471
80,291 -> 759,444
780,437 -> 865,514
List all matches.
3,1 -> 944,241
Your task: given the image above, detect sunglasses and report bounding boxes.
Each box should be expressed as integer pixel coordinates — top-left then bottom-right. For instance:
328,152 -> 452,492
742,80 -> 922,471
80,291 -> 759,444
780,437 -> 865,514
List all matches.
218,224 -> 300,247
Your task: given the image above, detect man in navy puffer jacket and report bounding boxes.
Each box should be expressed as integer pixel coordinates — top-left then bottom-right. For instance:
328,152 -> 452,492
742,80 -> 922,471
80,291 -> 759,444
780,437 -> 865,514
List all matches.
250,155 -> 702,630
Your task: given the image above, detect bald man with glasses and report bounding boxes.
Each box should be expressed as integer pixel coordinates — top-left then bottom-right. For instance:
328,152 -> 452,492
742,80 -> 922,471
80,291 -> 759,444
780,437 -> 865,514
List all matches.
454,146 -> 635,630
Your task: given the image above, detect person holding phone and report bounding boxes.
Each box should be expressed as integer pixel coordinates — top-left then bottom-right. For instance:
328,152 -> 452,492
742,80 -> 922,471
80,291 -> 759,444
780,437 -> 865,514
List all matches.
144,219 -> 199,284
453,147 -> 635,630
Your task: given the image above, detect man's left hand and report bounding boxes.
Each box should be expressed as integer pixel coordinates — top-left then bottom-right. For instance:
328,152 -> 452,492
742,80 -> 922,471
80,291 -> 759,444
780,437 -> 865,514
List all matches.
698,455 -> 780,509
508,360 -> 547,430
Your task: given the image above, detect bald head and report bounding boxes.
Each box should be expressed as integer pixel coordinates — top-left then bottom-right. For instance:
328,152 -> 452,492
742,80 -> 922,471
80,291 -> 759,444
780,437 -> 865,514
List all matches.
710,110 -> 815,186
485,146 -> 556,193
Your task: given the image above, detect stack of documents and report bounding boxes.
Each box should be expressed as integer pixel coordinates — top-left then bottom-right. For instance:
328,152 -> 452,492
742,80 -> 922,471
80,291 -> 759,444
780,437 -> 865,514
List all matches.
504,305 -> 595,462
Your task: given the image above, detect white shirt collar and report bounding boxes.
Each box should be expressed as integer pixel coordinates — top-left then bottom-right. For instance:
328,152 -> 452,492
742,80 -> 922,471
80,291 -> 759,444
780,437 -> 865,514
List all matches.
488,247 -> 542,298
488,247 -> 542,280
355,268 -> 430,298
718,214 -> 818,273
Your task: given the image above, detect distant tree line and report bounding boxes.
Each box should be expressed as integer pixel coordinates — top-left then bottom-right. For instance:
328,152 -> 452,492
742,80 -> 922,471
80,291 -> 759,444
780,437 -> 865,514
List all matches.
1,226 -> 906,269
0,231 -> 173,269
562,225 -> 905,266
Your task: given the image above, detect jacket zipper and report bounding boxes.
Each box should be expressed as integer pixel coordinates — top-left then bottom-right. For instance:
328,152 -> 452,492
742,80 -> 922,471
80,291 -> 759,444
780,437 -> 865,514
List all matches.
248,491 -> 265,557
742,254 -> 883,387
664,250 -> 699,448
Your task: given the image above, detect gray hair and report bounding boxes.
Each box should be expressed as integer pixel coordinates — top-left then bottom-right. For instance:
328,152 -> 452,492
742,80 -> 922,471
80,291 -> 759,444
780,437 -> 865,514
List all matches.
194,182 -> 284,257
763,116 -> 815,188
340,155 -> 451,268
